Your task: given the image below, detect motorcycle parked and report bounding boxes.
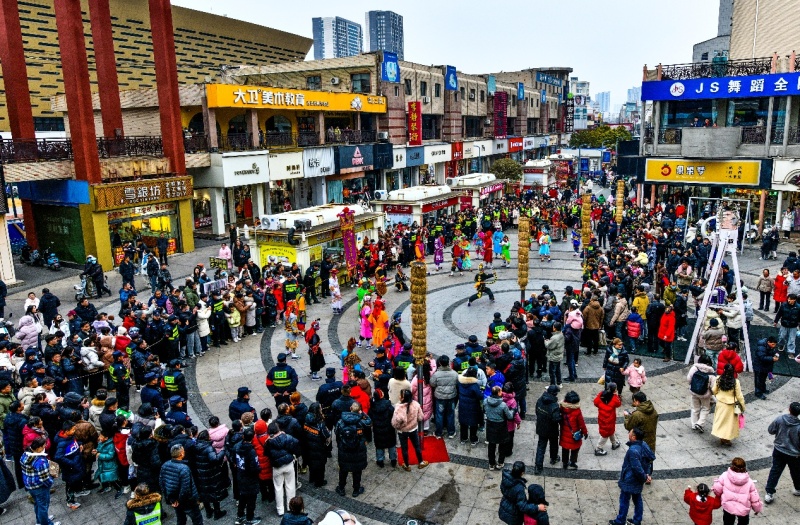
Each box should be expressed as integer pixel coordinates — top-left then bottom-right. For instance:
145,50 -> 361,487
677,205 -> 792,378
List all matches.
20,243 -> 43,267
0,313 -> 14,339
42,243 -> 61,271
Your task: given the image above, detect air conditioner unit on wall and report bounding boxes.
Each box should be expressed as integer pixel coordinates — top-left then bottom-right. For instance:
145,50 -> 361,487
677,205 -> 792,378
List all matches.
373,190 -> 388,200
377,131 -> 389,141
469,93 -> 476,100
330,77 -> 340,85
422,96 -> 430,104
294,219 -> 312,231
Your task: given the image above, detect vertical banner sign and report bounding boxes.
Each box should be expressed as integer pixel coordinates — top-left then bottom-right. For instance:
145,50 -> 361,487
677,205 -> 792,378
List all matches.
408,101 -> 422,146
338,207 -> 357,279
494,91 -> 508,139
517,83 -> 525,101
565,94 -> 575,133
381,52 -> 400,83
580,158 -> 589,173
541,89 -> 547,104
445,65 -> 458,91
487,75 -> 496,95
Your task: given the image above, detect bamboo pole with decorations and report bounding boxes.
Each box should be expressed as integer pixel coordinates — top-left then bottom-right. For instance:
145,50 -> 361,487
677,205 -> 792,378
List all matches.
518,216 -> 530,301
410,260 -> 428,452
616,179 -> 625,225
581,190 -> 593,268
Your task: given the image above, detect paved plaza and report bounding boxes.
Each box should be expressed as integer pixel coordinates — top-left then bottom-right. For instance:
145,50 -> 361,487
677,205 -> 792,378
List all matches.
3,232 -> 800,525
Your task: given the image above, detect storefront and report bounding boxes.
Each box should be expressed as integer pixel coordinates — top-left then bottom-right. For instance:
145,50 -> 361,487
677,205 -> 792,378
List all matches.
446,142 -> 465,180
191,151 -> 270,235
522,160 -> 555,190
93,177 -> 194,267
329,144 -> 375,203
385,146 -> 407,192
508,137 -> 523,162
422,143 -> 452,185
765,159 -> 800,231
470,140 -> 492,173
254,204 -> 384,278
303,147 -> 335,207
374,185 -> 456,226
268,151 -> 304,213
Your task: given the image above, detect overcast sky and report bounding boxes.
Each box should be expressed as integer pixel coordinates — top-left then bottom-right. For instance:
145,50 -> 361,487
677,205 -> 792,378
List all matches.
173,0 -> 720,111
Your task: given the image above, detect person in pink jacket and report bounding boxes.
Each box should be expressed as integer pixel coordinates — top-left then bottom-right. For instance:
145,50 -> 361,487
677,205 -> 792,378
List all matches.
621,358 -> 647,395
410,363 -> 433,434
712,457 -> 763,524
501,382 -> 522,457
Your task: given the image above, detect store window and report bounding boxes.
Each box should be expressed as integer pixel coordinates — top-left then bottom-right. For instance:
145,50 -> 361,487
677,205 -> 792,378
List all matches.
233,186 -> 254,222
193,191 -> 212,228
420,81 -> 428,97
265,115 -> 292,133
435,83 -> 441,98
464,117 -> 482,138
726,97 -> 771,127
307,75 -> 322,90
480,90 -> 485,102
108,204 -> 180,265
661,99 -> 718,128
351,73 -> 370,94
387,171 -> 400,191
404,78 -> 412,96
270,180 -> 296,213
460,87 -> 465,101
33,117 -> 65,132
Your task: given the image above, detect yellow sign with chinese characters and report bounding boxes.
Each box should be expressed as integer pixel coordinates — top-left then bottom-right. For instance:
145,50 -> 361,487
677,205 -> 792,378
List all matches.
644,159 -> 761,186
206,84 -> 387,113
259,243 -> 297,265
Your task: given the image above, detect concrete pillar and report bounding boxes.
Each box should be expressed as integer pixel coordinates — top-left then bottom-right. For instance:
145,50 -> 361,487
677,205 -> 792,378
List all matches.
758,190 -> 767,235
0,216 -> 17,284
355,112 -> 361,130
650,185 -> 656,207
201,94 -> 218,150
246,109 -> 260,148
765,97 -> 775,156
776,191 -> 784,229
54,0 -> 102,184
209,187 -> 226,236
317,113 -> 325,144
782,96 -> 793,156
253,183 -> 266,220
148,0 -> 186,175
0,0 -> 35,139
88,0 -> 123,138
226,188 -> 237,227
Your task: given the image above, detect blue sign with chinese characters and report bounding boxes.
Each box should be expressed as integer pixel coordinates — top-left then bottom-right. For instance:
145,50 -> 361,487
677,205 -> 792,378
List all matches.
445,66 -> 458,91
517,83 -> 524,101
541,90 -> 547,104
602,151 -> 612,163
641,72 -> 800,101
381,52 -> 400,83
580,158 -> 589,173
536,72 -> 562,87
487,75 -> 496,95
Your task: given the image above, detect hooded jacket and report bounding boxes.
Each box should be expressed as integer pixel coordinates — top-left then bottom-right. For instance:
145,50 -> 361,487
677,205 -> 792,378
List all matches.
594,392 -> 622,438
498,471 -> 538,525
124,491 -> 162,525
429,367 -> 459,400
456,374 -> 483,428
16,315 -> 40,351
534,391 -> 561,436
544,332 -> 564,363
623,400 -> 659,452
683,489 -> 721,525
687,363 -> 716,398
712,468 -> 763,516
768,413 -> 800,457
618,439 -> 656,494
582,300 -> 605,330
559,402 -> 587,450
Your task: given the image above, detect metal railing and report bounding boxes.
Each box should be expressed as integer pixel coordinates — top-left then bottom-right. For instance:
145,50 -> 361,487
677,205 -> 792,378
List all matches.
659,57 -> 773,80
771,128 -> 785,145
657,128 -> 682,144
0,138 -> 72,163
788,127 -> 800,145
184,134 -> 209,153
219,133 -> 253,151
326,129 -> 376,144
96,136 -> 163,158
741,126 -> 766,144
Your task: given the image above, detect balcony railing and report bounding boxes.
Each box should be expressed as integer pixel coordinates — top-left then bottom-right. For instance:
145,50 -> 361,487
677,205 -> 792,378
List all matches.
97,136 -> 163,158
0,135 -> 179,164
741,126 -> 766,144
184,134 -> 209,153
788,127 -> 800,145
219,133 -> 253,151
657,128 -> 682,144
659,57 -> 773,80
326,129 -> 376,144
771,127 -> 785,145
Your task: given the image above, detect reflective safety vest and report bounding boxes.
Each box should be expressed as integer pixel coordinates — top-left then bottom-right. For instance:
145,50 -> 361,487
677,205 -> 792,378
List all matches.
271,369 -> 291,388
163,372 -> 179,392
284,282 -> 298,295
134,501 -> 161,525
109,363 -> 130,383
490,322 -> 505,340
212,300 -> 224,313
167,325 -> 179,341
453,355 -> 469,372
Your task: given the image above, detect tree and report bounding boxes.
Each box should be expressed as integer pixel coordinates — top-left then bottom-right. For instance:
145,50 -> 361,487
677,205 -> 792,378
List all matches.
569,125 -> 632,148
489,157 -> 522,181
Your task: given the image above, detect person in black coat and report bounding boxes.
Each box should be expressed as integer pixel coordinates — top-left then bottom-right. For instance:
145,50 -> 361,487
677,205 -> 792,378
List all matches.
194,430 -> 229,520
319,256 -> 333,298
233,428 -> 261,524
265,422 -> 301,517
498,461 -> 543,525
754,336 -> 780,399
302,403 -> 331,487
334,402 -> 372,498
228,387 -> 257,423
316,368 -> 342,431
369,390 -> 397,468
223,420 -> 243,501
457,367 -> 483,445
3,401 -> 28,487
533,386 -> 562,474
38,288 -> 61,328
602,338 -> 629,396
0,279 -> 7,318
130,426 -> 161,492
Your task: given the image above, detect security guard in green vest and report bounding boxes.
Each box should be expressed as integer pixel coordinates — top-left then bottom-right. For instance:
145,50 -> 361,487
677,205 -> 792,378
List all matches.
210,290 -> 227,347
126,484 -> 162,525
452,344 -> 470,372
465,335 -> 484,361
163,315 -> 181,363
283,275 -> 299,304
109,351 -> 131,409
266,352 -> 299,407
393,343 -> 414,371
162,359 -> 187,400
487,312 -> 508,343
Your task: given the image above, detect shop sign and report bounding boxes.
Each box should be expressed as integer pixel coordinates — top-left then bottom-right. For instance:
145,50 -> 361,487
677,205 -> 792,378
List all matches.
480,182 -> 505,197
423,143 -> 452,164
422,196 -> 458,213
407,101 -> 422,146
494,91 -> 508,139
565,96 -> 575,133
259,243 -> 297,264
523,137 -> 537,150
451,142 -> 464,161
335,144 -> 374,174
195,216 -> 212,228
268,151 -> 304,181
492,139 -> 508,155
517,82 -> 525,101
644,159 -> 762,186
548,135 -> 558,146
381,51 -> 400,83
445,66 -> 458,91
206,84 -> 387,113
641,72 -> 800,102
472,140 -> 491,157
383,204 -> 412,214
392,147 -> 407,169
536,72 -> 562,87
209,257 -> 228,270
462,141 -> 475,159
460,196 -> 473,210
406,146 -> 424,167
94,176 -> 192,211
33,205 -> 85,264
107,202 -> 176,220
303,147 -> 335,178
508,137 -> 523,152
487,75 -> 496,95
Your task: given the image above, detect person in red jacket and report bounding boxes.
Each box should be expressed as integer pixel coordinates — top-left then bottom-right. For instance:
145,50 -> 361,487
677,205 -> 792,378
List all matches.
593,384 -> 622,456
683,483 -> 721,525
773,267 -> 789,313
252,419 -> 275,502
559,391 -> 588,470
716,342 -> 744,377
657,305 -> 676,362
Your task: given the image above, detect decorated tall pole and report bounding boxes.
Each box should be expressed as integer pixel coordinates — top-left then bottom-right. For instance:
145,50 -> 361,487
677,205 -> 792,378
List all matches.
410,260 -> 428,451
518,216 -> 530,301
581,190 -> 592,267
616,179 -> 625,225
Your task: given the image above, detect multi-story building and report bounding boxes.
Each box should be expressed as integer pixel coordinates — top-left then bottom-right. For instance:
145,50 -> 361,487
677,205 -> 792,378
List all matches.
693,0 -> 732,62
627,87 -> 642,104
0,0 -> 311,133
636,55 -> 800,230
729,0 -> 800,60
595,91 -> 611,114
365,10 -> 404,60
570,77 -> 591,129
312,17 -> 363,60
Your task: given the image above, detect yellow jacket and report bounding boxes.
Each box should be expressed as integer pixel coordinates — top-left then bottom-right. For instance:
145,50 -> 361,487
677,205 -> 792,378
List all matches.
632,292 -> 650,320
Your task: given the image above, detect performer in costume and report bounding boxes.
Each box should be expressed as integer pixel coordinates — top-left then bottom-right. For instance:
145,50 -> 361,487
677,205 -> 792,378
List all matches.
305,319 -> 325,380
374,262 -> 388,297
329,267 -> 342,314
467,264 -> 497,307
539,229 -> 552,262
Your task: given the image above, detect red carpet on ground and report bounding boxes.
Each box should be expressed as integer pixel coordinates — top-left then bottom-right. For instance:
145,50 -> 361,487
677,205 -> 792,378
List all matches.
396,435 -> 450,465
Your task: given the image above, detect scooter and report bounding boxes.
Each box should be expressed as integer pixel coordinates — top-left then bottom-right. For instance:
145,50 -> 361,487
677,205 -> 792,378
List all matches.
42,243 -> 61,271
0,313 -> 14,339
20,243 -> 43,267
74,276 -> 99,302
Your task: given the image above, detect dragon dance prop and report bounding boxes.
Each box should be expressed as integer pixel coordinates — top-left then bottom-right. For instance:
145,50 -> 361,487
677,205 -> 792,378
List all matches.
410,261 -> 428,365
518,216 -> 530,300
616,179 -> 625,225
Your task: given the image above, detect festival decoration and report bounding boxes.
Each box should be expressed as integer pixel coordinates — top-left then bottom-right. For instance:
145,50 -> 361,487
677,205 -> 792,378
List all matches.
337,207 -> 357,280
616,179 -> 625,225
518,216 -> 530,299
410,261 -> 428,365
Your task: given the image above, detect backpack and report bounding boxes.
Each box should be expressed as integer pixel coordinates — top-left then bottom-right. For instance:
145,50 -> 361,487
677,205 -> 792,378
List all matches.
690,370 -> 710,395
338,422 -> 360,453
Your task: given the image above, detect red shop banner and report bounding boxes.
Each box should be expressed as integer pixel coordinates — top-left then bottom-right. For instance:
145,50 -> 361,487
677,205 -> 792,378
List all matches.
460,196 -> 473,211
451,142 -> 464,160
383,204 -> 413,214
422,196 -> 459,213
508,137 -> 523,152
408,101 -> 422,146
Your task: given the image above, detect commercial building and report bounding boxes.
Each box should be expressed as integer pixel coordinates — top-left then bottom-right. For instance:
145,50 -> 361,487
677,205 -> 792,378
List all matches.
692,0 -> 732,62
312,17 -> 363,60
636,55 -> 800,230
0,0 -> 311,133
729,0 -> 800,60
365,10 -> 404,60
595,91 -> 611,114
570,77 -> 591,130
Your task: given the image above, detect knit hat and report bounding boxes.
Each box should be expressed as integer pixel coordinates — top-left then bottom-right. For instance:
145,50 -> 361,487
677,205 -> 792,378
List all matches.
254,419 -> 268,435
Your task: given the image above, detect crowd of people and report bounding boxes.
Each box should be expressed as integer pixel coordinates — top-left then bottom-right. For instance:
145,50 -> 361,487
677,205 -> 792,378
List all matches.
1,180 -> 800,525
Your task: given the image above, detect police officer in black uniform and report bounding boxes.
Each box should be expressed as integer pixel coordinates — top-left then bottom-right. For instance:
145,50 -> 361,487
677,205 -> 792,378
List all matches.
266,352 -> 299,407
487,312 -> 509,343
165,395 -> 193,428
210,290 -> 227,347
162,359 -> 188,401
109,351 -> 131,410
316,367 -> 343,432
452,343 -> 470,373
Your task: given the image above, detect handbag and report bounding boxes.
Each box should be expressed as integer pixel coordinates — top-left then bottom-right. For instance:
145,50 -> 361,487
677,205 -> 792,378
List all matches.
598,329 -> 608,347
48,460 -> 60,479
565,414 -> 583,442
738,413 -> 746,429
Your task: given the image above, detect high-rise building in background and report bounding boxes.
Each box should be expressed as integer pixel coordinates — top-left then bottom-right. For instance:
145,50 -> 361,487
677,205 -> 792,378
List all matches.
365,10 -> 404,59
692,0 -> 732,62
626,87 -> 641,104
312,16 -> 363,60
595,91 -> 611,114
